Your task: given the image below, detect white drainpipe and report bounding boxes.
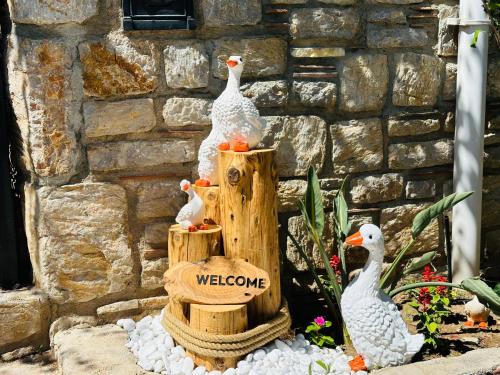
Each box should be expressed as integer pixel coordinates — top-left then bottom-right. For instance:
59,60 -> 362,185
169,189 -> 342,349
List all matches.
449,0 -> 490,283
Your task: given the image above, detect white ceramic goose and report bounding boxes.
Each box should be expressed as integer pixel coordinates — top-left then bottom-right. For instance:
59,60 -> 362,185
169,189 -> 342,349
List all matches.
175,180 -> 205,231
341,224 -> 424,371
196,55 -> 265,187
464,295 -> 490,328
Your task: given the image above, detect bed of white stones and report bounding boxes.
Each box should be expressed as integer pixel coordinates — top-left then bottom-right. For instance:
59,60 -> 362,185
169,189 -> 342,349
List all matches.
117,312 -> 368,375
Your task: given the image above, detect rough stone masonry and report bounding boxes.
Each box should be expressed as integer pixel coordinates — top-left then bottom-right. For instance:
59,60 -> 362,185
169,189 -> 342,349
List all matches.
1,0 -> 499,354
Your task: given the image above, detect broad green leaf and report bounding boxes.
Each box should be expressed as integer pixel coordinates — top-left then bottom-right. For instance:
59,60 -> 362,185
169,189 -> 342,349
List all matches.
412,192 -> 473,239
427,321 -> 438,333
323,336 -> 335,345
402,251 -> 437,275
303,167 -> 325,236
494,283 -> 500,296
461,277 -> 500,315
324,321 -> 332,328
470,29 -> 481,47
334,188 -> 350,238
308,363 -> 312,375
316,360 -> 328,371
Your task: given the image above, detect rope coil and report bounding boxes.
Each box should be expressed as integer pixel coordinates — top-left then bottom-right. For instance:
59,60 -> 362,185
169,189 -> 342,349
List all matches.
162,300 -> 292,358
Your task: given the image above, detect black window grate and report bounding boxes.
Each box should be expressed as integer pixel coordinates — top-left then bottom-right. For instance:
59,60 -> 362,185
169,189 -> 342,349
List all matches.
123,0 -> 196,30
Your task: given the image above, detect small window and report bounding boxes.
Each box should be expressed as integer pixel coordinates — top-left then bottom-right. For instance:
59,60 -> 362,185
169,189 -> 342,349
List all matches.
123,0 -> 196,30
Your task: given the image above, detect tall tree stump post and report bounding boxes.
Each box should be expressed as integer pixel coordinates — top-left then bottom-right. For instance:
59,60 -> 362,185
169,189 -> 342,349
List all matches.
218,149 -> 281,324
187,304 -> 248,371
167,224 -> 222,322
192,186 -> 220,225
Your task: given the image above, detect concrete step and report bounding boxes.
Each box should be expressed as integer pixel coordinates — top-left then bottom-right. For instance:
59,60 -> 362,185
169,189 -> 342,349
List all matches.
53,324 -> 153,375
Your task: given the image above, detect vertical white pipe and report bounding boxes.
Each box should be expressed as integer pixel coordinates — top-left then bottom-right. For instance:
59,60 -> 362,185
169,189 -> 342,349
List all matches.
451,0 -> 490,283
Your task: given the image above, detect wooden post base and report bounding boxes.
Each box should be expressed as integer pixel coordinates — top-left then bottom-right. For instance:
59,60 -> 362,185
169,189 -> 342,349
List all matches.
187,304 -> 248,371
218,149 -> 281,324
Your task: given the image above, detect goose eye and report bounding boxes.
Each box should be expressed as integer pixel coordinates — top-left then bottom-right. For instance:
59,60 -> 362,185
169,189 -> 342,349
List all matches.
369,235 -> 373,239
240,58 -> 243,62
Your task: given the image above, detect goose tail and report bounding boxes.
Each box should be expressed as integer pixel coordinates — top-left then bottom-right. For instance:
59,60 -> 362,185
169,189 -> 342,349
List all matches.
404,333 -> 424,362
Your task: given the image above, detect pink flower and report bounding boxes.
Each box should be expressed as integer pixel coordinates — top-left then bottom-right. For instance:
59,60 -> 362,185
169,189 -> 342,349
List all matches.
314,316 -> 326,326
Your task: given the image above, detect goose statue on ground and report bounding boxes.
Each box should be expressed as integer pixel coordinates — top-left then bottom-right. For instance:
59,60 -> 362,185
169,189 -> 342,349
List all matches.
341,224 -> 424,371
196,55 -> 266,187
464,295 -> 490,328
175,179 -> 207,232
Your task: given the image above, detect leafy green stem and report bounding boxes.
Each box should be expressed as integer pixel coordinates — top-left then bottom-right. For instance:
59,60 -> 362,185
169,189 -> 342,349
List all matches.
389,281 -> 460,298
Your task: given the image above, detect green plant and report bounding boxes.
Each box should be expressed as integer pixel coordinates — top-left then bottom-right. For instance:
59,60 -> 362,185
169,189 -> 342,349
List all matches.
305,316 -> 335,347
409,266 -> 454,348
308,360 -> 332,375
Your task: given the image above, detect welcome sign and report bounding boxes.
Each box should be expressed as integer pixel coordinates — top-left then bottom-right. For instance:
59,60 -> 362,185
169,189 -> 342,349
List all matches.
163,256 -> 271,304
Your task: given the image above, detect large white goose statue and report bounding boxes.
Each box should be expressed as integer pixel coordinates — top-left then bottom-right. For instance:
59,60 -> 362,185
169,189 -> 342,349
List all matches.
342,224 -> 424,371
195,55 -> 265,187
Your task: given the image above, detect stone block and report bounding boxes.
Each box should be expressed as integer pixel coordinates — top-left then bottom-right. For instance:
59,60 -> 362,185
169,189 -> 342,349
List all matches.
138,296 -> 170,312
96,300 -> 140,323
162,97 -> 212,128
350,174 -> 404,204
340,54 -> 388,113
79,34 -> 158,98
367,9 -> 407,24
261,116 -> 327,177
290,8 -> 360,41
0,290 -> 50,353
319,0 -> 356,4
199,0 -> 261,26
291,47 -> 345,58
443,62 -> 457,100
241,80 -> 289,107
49,315 -> 97,344
292,81 -> 336,108
436,5 -> 459,57
489,115 -> 500,130
163,42 -> 209,89
406,180 -> 436,199
372,0 -> 422,3
87,139 -> 195,172
286,214 -> 334,272
144,222 -> 171,248
141,257 -> 168,290
393,53 -> 443,106
9,0 -> 98,25
278,180 -> 307,212
84,99 -> 155,138
483,176 -> 500,229
387,118 -> 440,137
381,204 -> 439,258
484,229 -> 500,266
388,139 -> 453,169
488,58 -> 500,98
135,180 -> 185,220
367,25 -> 428,48
485,145 -> 500,169
10,39 -> 80,182
37,183 -> 133,304
445,112 -> 455,133
331,118 -> 383,174
212,38 -> 287,79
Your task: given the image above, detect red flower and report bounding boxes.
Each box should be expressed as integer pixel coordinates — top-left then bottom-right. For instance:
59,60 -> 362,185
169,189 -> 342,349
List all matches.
329,255 -> 341,276
422,265 -> 435,282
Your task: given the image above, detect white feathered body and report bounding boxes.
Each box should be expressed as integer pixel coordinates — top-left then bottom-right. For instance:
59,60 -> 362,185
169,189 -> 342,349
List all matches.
464,296 -> 490,323
197,61 -> 265,185
341,254 -> 424,369
175,190 -> 205,229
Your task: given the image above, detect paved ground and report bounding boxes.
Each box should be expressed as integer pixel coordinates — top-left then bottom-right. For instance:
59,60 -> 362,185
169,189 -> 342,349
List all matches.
0,352 -> 58,375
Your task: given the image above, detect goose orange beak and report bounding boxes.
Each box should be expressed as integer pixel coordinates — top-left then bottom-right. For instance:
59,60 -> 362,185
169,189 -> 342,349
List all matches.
345,231 -> 363,246
226,59 -> 238,68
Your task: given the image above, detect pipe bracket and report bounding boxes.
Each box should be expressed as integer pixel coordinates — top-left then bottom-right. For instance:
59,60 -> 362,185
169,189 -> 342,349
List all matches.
447,18 -> 491,26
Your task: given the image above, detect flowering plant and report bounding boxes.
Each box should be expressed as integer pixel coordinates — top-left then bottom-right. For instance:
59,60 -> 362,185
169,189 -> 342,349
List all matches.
305,316 -> 334,347
409,266 -> 454,348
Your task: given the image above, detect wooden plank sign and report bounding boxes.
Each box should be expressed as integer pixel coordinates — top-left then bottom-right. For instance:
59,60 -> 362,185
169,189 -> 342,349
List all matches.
163,256 -> 270,305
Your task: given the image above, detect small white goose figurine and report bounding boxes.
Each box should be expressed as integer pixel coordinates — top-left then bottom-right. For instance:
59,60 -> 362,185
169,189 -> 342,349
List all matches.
464,295 -> 490,328
175,180 -> 206,232
341,224 -> 424,371
196,55 -> 265,187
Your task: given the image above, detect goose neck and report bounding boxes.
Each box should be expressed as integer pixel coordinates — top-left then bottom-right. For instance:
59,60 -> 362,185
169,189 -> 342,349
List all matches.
226,69 -> 241,91
355,247 -> 384,294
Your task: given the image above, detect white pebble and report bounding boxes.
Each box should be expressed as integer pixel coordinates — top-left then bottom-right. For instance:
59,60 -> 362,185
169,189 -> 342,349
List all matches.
117,318 -> 136,332
192,366 -> 207,375
154,359 -> 164,373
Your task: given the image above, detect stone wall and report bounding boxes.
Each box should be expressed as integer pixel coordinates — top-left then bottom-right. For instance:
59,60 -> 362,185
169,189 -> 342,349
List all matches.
2,0 -> 499,352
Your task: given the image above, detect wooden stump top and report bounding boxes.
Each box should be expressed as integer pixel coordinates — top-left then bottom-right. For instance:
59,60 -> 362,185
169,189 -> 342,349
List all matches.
169,224 -> 221,235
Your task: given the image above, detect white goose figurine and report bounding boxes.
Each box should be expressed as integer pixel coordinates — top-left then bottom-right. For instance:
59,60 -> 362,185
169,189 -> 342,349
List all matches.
342,224 -> 424,371
196,55 -> 265,187
175,179 -> 206,232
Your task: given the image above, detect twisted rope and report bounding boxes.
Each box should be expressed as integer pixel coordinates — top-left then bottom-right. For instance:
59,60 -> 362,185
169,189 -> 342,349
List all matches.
162,300 -> 292,357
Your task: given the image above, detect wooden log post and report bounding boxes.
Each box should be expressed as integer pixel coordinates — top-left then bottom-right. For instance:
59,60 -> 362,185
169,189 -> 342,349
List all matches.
218,149 -> 281,324
187,304 -> 247,371
192,186 -> 220,225
167,224 -> 222,323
